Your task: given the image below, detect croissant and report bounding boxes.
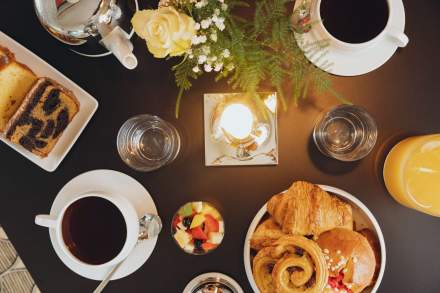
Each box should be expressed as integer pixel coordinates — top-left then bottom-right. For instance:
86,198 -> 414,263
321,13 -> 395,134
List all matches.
250,218 -> 285,250
267,181 -> 353,237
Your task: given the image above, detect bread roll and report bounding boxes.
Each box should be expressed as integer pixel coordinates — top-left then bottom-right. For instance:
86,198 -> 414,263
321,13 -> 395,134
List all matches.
317,228 -> 376,293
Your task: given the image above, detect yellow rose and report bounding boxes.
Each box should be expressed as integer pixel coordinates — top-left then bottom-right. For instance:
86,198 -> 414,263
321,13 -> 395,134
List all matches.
131,7 -> 196,58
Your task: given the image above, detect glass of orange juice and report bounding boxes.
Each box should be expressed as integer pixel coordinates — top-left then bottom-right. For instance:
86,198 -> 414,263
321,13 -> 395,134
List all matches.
383,134 -> 440,216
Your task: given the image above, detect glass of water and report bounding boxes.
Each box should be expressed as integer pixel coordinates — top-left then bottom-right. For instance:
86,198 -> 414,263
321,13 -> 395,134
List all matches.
313,105 -> 377,161
117,114 -> 181,171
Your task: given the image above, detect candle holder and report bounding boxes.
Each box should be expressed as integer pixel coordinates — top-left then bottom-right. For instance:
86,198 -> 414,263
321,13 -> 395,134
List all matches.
204,92 -> 278,166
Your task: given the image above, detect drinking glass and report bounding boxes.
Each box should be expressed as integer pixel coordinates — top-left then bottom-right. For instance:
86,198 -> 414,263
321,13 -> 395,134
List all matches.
313,105 -> 377,161
117,114 -> 181,172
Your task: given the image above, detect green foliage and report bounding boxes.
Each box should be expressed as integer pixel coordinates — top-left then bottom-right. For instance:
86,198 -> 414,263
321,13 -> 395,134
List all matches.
172,0 -> 345,117
172,56 -> 198,117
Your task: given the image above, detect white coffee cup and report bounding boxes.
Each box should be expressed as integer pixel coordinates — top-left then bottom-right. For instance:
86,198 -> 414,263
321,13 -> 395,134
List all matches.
314,0 -> 409,51
35,192 -> 139,269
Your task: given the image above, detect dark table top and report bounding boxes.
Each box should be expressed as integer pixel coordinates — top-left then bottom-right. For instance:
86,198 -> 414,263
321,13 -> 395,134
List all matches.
1,0 -> 440,292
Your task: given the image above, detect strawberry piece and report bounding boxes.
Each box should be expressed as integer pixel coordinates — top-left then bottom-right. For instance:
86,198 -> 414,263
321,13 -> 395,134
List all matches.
202,242 -> 217,251
191,227 -> 208,240
204,214 -> 219,232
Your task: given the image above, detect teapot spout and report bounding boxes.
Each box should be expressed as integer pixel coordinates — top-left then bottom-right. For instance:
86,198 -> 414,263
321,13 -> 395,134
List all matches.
100,26 -> 138,70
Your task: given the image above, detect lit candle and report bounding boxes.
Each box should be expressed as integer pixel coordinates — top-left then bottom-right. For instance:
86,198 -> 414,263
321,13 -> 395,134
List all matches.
219,103 -> 254,140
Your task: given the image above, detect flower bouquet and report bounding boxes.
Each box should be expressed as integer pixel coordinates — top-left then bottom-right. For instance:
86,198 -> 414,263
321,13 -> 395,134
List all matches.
132,0 -> 344,117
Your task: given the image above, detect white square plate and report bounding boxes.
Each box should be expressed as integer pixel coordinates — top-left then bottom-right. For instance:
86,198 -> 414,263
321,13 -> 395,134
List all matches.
204,93 -> 278,166
0,31 -> 98,172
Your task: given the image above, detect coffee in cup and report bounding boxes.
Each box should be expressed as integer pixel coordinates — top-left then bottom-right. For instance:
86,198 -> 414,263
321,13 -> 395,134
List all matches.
61,196 -> 127,265
314,0 -> 408,49
320,0 -> 389,44
35,192 -> 140,268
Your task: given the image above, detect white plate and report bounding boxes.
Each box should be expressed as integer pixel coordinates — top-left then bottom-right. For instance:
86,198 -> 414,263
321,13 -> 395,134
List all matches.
0,31 -> 98,172
46,169 -> 159,280
295,0 -> 407,76
244,185 -> 386,293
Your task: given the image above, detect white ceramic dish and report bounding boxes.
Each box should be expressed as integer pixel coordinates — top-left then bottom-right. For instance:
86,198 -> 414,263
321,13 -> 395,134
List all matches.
294,0 -> 407,76
0,30 -> 98,172
46,169 -> 159,280
244,185 -> 386,293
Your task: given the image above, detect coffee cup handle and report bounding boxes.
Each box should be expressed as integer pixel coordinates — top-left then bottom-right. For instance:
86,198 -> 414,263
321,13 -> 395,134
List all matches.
387,27 -> 409,47
35,215 -> 57,228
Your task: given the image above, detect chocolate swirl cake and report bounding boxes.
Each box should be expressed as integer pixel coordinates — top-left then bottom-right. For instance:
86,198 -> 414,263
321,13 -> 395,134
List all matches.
4,77 -> 80,157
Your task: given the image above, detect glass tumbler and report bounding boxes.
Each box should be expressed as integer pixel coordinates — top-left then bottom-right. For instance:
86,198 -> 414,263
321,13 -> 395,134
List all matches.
313,105 -> 377,161
117,114 -> 181,172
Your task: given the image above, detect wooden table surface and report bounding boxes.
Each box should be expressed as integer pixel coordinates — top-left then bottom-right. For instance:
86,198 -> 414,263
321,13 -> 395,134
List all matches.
1,0 -> 439,292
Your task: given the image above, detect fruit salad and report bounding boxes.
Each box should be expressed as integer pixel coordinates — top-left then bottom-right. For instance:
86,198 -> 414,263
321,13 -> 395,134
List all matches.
172,202 -> 225,255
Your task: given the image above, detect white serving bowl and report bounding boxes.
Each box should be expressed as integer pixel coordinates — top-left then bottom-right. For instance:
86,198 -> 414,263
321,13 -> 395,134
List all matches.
243,185 -> 386,293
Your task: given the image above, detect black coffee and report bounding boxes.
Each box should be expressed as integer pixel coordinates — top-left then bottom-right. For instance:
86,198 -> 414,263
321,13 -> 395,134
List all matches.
320,0 -> 389,44
62,197 -> 127,265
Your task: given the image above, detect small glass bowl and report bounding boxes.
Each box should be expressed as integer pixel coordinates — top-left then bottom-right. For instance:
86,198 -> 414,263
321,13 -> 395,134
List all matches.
171,201 -> 225,255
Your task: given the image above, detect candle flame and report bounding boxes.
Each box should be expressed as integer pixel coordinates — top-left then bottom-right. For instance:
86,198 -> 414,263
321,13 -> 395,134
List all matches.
219,103 -> 254,140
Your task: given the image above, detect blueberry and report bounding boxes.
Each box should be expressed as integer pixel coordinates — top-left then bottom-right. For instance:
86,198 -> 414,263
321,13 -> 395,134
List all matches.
183,217 -> 192,228
194,239 -> 203,250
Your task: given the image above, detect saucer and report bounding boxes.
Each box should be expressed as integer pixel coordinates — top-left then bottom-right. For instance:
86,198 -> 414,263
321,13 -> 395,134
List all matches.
48,169 -> 158,281
294,0 -> 407,76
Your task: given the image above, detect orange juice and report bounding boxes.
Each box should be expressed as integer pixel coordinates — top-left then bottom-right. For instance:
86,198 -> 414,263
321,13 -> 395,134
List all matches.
384,134 -> 440,216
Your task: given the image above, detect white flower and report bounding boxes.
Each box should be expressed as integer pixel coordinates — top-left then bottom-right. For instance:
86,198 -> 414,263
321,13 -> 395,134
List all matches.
210,33 -> 218,42
198,55 -> 207,64
188,54 -> 194,59
214,63 -> 223,71
199,35 -> 207,43
214,18 -> 225,31
131,7 -> 196,58
221,3 -> 228,11
195,0 -> 208,8
193,66 -> 200,73
222,49 -> 230,58
218,0 -> 224,3
192,35 -> 200,45
195,23 -> 201,30
204,64 -> 213,72
214,8 -> 220,15
201,19 -> 212,29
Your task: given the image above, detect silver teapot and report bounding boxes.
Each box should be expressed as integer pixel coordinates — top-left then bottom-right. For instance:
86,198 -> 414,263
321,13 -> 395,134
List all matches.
34,0 -> 139,69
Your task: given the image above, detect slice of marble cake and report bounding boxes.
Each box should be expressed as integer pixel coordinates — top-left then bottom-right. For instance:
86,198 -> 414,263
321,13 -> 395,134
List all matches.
4,77 -> 80,157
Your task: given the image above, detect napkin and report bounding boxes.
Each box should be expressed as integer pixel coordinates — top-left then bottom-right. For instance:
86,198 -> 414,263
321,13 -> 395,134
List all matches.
0,226 -> 40,293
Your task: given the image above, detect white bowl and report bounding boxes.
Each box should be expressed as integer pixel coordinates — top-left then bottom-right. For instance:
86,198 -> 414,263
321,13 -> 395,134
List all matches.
243,185 -> 386,293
